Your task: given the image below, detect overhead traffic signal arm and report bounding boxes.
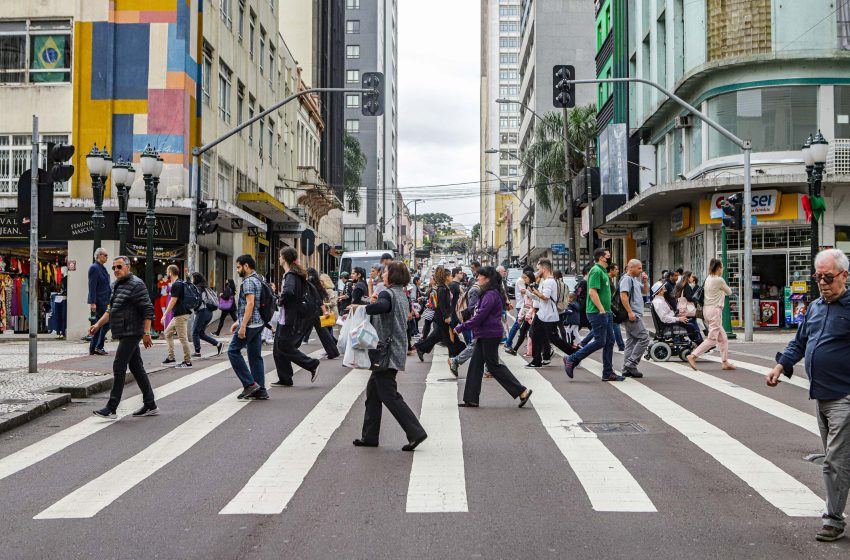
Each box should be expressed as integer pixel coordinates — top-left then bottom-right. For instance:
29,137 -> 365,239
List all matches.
553,64 -> 576,109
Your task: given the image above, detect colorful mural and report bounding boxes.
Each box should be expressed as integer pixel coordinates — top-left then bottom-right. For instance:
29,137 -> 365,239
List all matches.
71,0 -> 202,197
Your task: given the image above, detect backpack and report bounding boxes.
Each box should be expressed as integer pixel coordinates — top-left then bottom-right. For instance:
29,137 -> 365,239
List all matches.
692,282 -> 705,306
455,284 -> 480,323
610,279 -> 628,324
257,278 -> 278,324
555,280 -> 569,313
181,281 -> 201,311
289,273 -> 321,331
202,287 -> 219,311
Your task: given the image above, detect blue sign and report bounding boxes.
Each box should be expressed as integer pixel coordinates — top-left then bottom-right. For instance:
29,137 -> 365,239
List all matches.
710,208 -> 723,219
551,243 -> 566,255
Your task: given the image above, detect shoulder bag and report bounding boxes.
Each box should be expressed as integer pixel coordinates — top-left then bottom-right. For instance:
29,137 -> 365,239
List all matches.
368,290 -> 395,372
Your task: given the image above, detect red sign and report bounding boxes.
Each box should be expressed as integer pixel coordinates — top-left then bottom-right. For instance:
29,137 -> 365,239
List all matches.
67,260 -> 76,271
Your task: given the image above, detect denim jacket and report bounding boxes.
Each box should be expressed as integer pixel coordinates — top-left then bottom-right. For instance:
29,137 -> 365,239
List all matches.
776,289 -> 850,400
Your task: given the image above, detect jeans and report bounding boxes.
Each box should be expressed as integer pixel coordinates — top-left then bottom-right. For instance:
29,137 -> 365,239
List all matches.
506,319 -> 521,348
192,308 -> 219,352
817,395 -> 850,530
453,338 -> 477,366
227,325 -> 265,388
621,318 -> 650,372
361,368 -> 427,444
567,312 -> 614,377
164,314 -> 191,363
89,304 -> 109,352
106,335 -> 156,412
582,322 -> 625,350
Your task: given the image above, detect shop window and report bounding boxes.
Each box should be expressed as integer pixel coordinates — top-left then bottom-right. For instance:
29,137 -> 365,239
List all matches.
835,86 -> 850,139
836,225 -> 850,253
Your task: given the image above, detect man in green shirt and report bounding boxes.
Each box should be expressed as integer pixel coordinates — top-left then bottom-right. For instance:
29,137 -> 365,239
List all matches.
563,248 -> 623,381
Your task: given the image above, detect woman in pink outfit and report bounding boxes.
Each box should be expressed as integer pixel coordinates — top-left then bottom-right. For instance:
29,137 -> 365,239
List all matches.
687,258 -> 735,371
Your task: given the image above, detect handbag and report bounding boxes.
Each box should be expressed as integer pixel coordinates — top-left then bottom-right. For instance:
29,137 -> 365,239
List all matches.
218,296 -> 233,311
320,312 -> 336,328
368,289 -> 395,371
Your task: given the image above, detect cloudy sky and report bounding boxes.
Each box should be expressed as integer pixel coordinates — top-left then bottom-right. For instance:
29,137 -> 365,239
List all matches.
397,0 -> 481,229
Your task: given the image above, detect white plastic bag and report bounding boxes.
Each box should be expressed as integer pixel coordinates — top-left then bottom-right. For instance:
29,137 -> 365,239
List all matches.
337,306 -> 365,354
351,316 -> 379,350
343,345 -> 371,369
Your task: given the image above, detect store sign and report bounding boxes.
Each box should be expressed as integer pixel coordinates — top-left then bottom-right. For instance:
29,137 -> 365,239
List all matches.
131,215 -> 179,242
599,123 -> 628,196
791,281 -> 808,293
67,260 -> 76,271
581,206 -> 590,237
671,206 -> 691,232
711,190 -> 780,216
126,243 -> 186,260
0,214 -> 26,239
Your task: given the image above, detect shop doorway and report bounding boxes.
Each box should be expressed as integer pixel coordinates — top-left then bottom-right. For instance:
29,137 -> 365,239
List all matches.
752,254 -> 787,328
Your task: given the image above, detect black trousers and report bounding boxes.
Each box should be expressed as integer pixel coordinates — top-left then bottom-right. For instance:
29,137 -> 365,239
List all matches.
214,307 -> 237,335
273,324 -> 321,384
309,318 -> 340,358
361,368 -> 426,444
106,335 -> 156,412
511,320 -> 532,352
462,338 -> 525,404
415,319 -> 465,357
421,318 -> 433,340
530,316 -> 574,366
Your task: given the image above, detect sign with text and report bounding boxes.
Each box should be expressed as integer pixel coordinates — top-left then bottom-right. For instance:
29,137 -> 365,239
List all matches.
131,215 -> 179,242
599,123 -> 628,196
710,190 -> 780,216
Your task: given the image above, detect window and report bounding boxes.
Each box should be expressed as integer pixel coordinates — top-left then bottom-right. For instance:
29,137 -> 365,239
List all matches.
689,120 -> 702,170
499,117 -> 519,129
707,86 -> 818,159
268,118 -> 274,164
346,0 -> 360,8
202,47 -> 212,107
499,102 -> 518,113
499,85 -> 519,96
346,45 -> 360,59
499,70 -> 518,80
218,62 -> 232,123
248,96 -> 255,145
259,29 -> 266,75
346,119 -> 360,133
499,53 -> 518,65
0,133 -> 70,195
346,94 -> 360,108
201,152 -> 212,197
249,11 -> 256,59
220,0 -> 232,28
0,20 -> 72,83
258,114 -> 265,161
835,86 -> 850,138
499,22 -> 518,32
347,193 -> 358,212
268,44 -> 275,86
237,0 -> 244,42
499,6 -> 519,16
499,37 -> 519,48
346,20 -> 360,34
344,227 -> 367,251
236,82 -> 244,127
346,69 -> 359,83
217,159 -> 232,201
657,139 -> 668,184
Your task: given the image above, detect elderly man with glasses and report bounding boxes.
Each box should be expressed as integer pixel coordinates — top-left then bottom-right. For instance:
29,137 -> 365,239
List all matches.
768,248 -> 850,543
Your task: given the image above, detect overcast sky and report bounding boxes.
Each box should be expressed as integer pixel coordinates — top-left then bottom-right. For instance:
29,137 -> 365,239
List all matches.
397,0 -> 480,229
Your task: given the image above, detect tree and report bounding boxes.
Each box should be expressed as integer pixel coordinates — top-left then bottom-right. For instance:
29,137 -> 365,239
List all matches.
520,104 -> 597,211
343,131 -> 367,214
470,223 -> 481,245
415,212 -> 454,235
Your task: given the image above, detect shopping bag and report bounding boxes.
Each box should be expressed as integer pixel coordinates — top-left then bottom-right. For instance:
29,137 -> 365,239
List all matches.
343,344 -> 372,369
351,316 -> 379,350
337,306 -> 364,354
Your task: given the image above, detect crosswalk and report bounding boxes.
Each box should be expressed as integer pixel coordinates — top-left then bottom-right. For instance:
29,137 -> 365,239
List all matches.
0,341 -> 828,523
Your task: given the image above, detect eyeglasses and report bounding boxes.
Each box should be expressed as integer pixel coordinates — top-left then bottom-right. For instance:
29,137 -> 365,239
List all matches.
812,272 -> 844,284
112,265 -> 124,271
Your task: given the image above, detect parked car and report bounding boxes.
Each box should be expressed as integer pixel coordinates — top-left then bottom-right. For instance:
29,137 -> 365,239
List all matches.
505,268 -> 523,297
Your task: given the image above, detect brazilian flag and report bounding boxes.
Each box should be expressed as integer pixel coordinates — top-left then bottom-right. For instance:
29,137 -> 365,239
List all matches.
32,35 -> 65,83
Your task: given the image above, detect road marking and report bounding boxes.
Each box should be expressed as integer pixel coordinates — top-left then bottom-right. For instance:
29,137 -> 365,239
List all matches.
697,355 -> 810,390
407,348 -> 467,513
502,352 -> 657,513
220,369 -> 372,515
35,391 -> 250,519
581,358 -> 824,517
0,353 -> 270,483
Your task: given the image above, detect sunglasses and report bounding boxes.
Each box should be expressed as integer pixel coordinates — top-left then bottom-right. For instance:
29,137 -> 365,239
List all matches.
112,264 -> 124,271
812,272 -> 845,284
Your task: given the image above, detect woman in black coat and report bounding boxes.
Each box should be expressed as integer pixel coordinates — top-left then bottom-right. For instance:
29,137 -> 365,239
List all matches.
214,278 -> 237,336
413,266 -> 465,360
304,267 -> 340,360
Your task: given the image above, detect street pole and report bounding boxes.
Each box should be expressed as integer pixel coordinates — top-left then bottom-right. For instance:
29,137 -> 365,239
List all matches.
413,199 -> 419,270
117,182 -> 129,256
28,115 -> 38,373
562,106 -> 576,274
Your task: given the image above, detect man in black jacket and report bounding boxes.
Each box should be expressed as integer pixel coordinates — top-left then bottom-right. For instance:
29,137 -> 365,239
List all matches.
89,256 -> 158,419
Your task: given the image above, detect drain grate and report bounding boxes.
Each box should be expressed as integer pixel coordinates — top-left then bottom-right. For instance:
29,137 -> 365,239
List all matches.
579,421 -> 647,435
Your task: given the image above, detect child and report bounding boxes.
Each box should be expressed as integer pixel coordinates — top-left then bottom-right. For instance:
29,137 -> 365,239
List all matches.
564,293 -> 581,347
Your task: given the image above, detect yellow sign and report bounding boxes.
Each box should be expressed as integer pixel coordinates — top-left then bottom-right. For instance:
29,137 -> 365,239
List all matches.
699,193 -> 801,224
791,281 -> 808,293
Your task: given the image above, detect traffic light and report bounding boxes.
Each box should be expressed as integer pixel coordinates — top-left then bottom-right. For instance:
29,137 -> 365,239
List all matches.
361,72 -> 384,116
197,200 -> 219,235
553,64 -> 575,108
46,142 -> 75,184
721,193 -> 744,230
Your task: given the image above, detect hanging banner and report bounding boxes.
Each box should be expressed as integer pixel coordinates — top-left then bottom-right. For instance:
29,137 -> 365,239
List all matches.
599,123 -> 628,195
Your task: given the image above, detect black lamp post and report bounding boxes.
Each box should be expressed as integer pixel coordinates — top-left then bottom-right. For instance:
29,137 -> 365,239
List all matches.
86,145 -> 112,257
111,158 -> 135,256
140,145 -> 162,301
802,131 -> 830,301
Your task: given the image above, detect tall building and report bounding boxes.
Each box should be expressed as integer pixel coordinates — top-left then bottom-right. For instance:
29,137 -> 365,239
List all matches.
480,0 -> 522,265
342,0 -> 399,251
516,0 -> 595,265
600,0 -> 850,328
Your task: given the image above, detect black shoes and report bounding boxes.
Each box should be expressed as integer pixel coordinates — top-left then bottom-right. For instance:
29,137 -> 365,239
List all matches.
90,349 -> 108,356
457,402 -> 479,408
309,365 -> 319,383
270,380 -> 293,387
162,357 -> 176,365
518,389 -> 533,408
623,369 -> 644,379
176,361 -> 193,369
92,407 -> 117,419
504,347 -> 517,356
238,383 -> 261,399
249,389 -> 270,400
131,404 -> 159,417
815,525 -> 845,542
216,342 -> 224,356
449,360 -> 459,377
602,373 -> 626,382
352,439 -> 379,447
416,347 -> 425,362
402,434 -> 428,452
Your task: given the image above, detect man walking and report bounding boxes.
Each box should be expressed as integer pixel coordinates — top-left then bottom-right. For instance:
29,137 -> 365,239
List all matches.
87,248 -> 111,356
619,259 -> 650,378
767,248 -> 850,542
89,256 -> 158,419
161,264 -> 193,368
526,259 -> 573,368
563,248 -> 623,381
228,254 -> 268,400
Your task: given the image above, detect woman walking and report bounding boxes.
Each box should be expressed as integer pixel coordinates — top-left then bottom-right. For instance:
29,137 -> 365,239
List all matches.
505,269 -> 535,356
687,258 -> 735,371
214,278 -> 237,336
456,266 -> 532,408
352,262 -> 428,451
271,248 -> 321,387
305,267 -> 341,359
320,273 -> 338,340
190,273 -> 223,357
414,266 -> 465,360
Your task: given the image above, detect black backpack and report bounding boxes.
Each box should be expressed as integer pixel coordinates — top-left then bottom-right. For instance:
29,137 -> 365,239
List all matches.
181,281 -> 201,311
293,277 -> 322,333
257,279 -> 278,324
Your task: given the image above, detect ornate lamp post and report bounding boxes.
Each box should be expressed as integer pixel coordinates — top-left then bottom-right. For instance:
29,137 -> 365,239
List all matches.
85,145 -> 112,256
803,131 -> 830,301
140,145 -> 161,300
111,158 -> 131,256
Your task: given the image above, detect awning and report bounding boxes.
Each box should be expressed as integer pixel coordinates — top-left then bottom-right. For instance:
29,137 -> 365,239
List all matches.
237,191 -> 289,222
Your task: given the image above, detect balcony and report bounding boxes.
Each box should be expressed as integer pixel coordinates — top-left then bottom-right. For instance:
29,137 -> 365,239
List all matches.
595,31 -> 613,75
296,166 -> 342,218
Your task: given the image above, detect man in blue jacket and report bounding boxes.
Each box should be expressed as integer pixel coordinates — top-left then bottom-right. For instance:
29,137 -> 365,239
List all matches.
87,248 -> 112,355
768,248 -> 850,543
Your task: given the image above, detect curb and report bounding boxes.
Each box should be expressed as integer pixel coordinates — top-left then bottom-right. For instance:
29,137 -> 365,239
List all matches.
0,393 -> 72,435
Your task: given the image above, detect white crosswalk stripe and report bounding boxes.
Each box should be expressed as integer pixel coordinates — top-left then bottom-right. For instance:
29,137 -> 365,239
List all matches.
406,349 -> 468,513
503,352 -> 657,512
579,357 -> 824,517
698,354 -> 810,390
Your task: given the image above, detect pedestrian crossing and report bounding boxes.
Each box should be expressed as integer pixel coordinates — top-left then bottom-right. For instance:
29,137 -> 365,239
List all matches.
0,342 -> 829,523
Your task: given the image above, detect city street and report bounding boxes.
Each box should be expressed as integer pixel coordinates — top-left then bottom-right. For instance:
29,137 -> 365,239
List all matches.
0,333 -> 846,559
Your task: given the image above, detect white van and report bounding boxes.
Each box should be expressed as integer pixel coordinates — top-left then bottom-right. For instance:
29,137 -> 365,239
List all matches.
338,250 -> 394,290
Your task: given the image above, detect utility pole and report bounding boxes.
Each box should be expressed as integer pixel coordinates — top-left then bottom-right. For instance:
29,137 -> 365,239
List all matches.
28,116 -> 38,373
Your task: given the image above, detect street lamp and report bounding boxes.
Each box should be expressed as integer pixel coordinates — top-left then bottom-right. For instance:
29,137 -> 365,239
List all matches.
140,145 -> 162,301
86,144 -> 112,257
803,131 -> 830,301
111,158 -> 132,256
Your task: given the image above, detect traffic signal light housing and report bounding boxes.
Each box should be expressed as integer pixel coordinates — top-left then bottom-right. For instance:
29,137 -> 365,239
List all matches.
46,142 -> 75,184
553,64 -> 575,108
721,193 -> 744,230
361,72 -> 384,116
197,200 -> 219,235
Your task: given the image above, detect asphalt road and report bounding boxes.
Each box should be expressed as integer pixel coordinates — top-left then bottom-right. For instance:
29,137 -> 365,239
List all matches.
0,334 -> 847,560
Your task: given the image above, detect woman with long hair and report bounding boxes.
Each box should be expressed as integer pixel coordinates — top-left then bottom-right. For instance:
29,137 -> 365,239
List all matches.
304,267 -> 341,359
320,273 -> 338,340
214,278 -> 237,336
352,262 -> 427,451
190,272 -> 223,356
455,266 -> 532,408
674,270 -> 703,345
414,266 -> 465,360
271,248 -> 321,387
687,258 -> 735,371
420,277 -> 436,340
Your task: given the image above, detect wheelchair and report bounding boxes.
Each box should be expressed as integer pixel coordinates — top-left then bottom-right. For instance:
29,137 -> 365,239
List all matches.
644,305 -> 696,362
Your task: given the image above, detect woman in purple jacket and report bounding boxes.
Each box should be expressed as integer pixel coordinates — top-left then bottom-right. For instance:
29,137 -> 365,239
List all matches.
455,266 -> 532,408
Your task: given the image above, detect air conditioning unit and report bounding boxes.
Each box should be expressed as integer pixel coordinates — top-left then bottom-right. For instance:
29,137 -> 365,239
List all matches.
674,115 -> 692,129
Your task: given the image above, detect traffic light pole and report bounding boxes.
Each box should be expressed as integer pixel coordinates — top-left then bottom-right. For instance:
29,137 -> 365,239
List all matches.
187,86 -> 378,274
566,76 -> 754,342
28,115 -> 39,373
562,106 -> 576,274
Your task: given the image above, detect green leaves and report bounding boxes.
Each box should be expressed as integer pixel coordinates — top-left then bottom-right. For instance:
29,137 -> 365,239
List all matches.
343,131 -> 367,214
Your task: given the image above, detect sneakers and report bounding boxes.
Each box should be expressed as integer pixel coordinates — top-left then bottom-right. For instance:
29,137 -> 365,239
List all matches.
216,342 -> 224,356
131,404 -> 159,417
162,357 -> 176,365
90,349 -> 108,356
449,360 -> 459,377
176,361 -> 193,368
270,380 -> 293,387
815,525 -> 845,542
562,357 -> 575,379
541,360 -> 551,366
602,373 -> 626,382
623,369 -> 644,379
92,407 -> 117,419
249,389 -> 270,400
238,383 -> 261,399
504,347 -> 518,356
192,352 -> 202,358
524,362 -> 542,369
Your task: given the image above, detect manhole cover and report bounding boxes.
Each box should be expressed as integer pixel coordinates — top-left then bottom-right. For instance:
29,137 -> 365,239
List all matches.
804,453 -> 826,466
579,421 -> 647,434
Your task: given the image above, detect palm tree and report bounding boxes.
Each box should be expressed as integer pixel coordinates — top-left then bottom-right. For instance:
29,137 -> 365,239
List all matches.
343,131 -> 367,213
519,104 -> 597,211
